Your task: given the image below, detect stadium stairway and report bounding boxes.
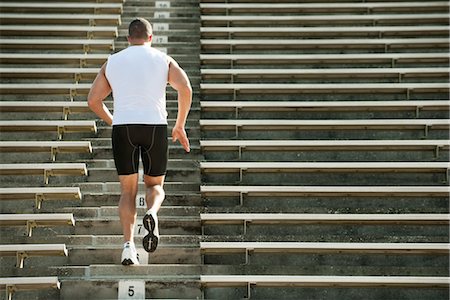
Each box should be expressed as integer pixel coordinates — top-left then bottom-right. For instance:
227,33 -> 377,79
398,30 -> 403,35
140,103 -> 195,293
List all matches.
0,0 -> 449,299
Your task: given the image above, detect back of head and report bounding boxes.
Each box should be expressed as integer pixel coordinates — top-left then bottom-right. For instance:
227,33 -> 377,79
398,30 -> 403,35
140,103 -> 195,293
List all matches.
128,18 -> 153,40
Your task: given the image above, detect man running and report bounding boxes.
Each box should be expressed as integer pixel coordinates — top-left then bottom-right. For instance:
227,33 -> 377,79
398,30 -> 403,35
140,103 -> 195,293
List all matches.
87,18 -> 192,265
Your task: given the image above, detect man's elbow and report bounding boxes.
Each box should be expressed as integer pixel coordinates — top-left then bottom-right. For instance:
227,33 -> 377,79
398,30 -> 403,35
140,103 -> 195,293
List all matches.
87,93 -> 98,111
180,83 -> 193,99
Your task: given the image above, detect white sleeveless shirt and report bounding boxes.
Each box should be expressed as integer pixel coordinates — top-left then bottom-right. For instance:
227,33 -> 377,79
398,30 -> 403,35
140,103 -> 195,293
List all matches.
105,45 -> 169,125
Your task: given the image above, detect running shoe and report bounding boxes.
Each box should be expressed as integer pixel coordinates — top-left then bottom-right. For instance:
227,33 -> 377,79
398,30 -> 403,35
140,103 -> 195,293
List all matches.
142,210 -> 159,252
121,243 -> 139,265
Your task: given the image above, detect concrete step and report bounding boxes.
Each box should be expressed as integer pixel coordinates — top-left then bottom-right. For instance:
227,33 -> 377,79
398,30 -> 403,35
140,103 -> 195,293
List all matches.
65,205 -> 202,218
86,167 -> 200,182
77,182 -> 200,193
0,145 -> 203,163
3,234 -> 200,248
85,159 -> 199,169
80,192 -> 202,207
71,216 -> 200,235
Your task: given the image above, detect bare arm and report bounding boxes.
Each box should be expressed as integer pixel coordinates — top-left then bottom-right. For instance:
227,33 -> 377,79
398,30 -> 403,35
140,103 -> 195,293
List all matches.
87,62 -> 113,126
168,56 -> 192,153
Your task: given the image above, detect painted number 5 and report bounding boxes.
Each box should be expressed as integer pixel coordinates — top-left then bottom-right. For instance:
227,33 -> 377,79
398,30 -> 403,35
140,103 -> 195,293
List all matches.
128,286 -> 134,297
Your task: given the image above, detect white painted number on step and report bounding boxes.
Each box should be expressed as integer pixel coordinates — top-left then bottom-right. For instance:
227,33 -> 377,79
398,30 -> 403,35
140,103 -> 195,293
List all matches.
154,23 -> 169,31
154,36 -> 168,44
155,1 -> 170,8
154,11 -> 170,19
134,220 -> 148,237
135,194 -> 146,208
118,280 -> 145,299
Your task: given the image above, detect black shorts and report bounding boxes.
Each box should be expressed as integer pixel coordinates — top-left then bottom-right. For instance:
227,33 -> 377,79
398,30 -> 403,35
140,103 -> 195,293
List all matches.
112,124 -> 168,176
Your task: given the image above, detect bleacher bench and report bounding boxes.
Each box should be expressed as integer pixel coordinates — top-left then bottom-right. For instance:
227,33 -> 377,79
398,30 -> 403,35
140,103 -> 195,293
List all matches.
0,83 -> 92,96
0,244 -> 68,268
201,242 -> 450,264
0,213 -> 75,236
199,119 -> 449,138
200,14 -> 449,26
0,13 -> 121,26
0,53 -> 108,66
200,100 -> 450,118
0,68 -> 100,81
0,163 -> 88,184
0,141 -> 92,161
200,38 -> 448,51
201,162 -> 450,182
200,68 -> 449,81
200,275 -> 449,297
0,120 -> 97,140
0,39 -> 114,52
200,83 -> 448,97
199,53 -> 449,66
200,2 -> 449,13
200,26 -> 450,38
0,101 -> 92,120
0,2 -> 123,14
200,213 -> 450,225
200,140 -> 450,155
201,213 -> 450,235
200,185 -> 450,204
0,277 -> 60,300
0,25 -> 118,38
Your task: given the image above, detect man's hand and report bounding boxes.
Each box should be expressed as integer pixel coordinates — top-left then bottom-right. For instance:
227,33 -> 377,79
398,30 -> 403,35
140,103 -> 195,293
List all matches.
172,125 -> 190,153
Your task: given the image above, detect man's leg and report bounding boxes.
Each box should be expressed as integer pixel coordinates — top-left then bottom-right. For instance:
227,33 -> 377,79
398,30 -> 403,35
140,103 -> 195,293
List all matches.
142,174 -> 165,252
143,175 -> 165,213
119,174 -> 138,243
118,174 -> 139,265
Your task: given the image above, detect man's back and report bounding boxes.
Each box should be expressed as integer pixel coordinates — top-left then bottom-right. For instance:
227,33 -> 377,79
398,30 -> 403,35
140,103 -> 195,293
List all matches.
106,45 -> 169,125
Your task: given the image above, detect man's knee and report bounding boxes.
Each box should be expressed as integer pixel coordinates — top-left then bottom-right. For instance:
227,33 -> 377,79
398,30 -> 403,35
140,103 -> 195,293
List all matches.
143,175 -> 165,187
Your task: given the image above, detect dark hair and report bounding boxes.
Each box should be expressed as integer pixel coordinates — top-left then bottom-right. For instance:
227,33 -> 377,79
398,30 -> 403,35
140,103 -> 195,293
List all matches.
128,18 -> 152,39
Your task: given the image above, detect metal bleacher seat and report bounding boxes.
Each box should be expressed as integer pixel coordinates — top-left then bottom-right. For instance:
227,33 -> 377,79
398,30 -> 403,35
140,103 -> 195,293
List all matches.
200,68 -> 449,81
201,241 -> 450,264
200,139 -> 450,159
199,119 -> 449,138
200,38 -> 448,51
0,187 -> 81,210
0,13 -> 121,26
0,120 -> 97,140
201,100 -> 450,117
0,277 -> 60,300
200,82 -> 448,94
0,39 -> 114,52
0,101 -> 92,120
0,163 -> 88,185
0,244 -> 68,268
0,141 -> 92,161
0,53 -> 108,66
200,26 -> 450,38
200,161 -> 450,182
0,2 -> 123,14
200,275 -> 449,298
0,83 -> 92,96
200,213 -> 450,229
0,25 -> 118,38
201,14 -> 449,26
200,53 -> 449,66
0,213 -> 75,236
201,185 -> 450,204
199,2 -> 449,14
